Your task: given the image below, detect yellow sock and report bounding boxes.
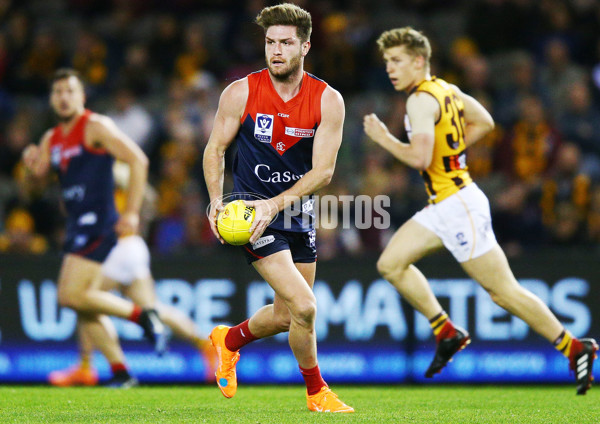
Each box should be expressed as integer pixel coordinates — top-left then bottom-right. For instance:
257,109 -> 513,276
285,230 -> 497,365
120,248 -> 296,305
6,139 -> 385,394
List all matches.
429,311 -> 449,337
553,330 -> 574,358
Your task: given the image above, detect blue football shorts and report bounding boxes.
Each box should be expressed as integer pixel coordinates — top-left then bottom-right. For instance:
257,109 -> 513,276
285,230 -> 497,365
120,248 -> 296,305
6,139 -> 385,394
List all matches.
242,227 -> 317,264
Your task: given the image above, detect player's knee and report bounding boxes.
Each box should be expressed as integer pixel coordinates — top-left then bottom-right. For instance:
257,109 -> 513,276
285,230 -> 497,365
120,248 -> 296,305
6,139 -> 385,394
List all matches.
273,312 -> 291,332
377,255 -> 404,280
487,289 -> 510,310
292,298 -> 317,327
57,289 -> 80,309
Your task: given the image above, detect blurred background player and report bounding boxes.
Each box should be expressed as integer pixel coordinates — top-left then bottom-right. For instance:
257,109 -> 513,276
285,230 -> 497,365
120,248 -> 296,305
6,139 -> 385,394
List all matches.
49,233 -> 216,387
48,162 -> 214,387
203,3 -> 353,413
363,27 -> 598,395
22,68 -> 168,385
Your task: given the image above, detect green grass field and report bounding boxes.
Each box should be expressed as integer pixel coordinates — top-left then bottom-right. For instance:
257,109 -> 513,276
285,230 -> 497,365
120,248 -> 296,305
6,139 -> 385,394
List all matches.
0,385 -> 598,423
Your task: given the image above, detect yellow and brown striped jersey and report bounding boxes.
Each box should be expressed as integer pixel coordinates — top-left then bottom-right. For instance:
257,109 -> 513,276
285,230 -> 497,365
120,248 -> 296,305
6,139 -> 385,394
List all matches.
405,76 -> 473,203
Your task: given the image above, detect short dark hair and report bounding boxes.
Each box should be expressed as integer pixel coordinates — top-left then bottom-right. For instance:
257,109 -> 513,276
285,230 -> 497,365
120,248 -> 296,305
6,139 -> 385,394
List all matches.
255,3 -> 312,43
51,68 -> 85,86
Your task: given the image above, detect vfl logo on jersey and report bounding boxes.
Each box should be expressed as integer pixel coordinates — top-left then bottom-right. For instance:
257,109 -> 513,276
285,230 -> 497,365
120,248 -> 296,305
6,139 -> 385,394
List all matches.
254,113 -> 274,143
51,144 -> 83,171
51,146 -> 62,168
285,127 -> 315,138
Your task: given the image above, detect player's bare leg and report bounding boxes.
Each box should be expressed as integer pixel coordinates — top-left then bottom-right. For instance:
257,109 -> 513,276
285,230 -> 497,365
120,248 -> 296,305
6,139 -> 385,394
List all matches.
377,219 -> 444,317
122,276 -> 213,379
252,251 -> 317,368
80,314 -> 138,387
58,255 -> 166,354
246,262 -> 316,338
252,251 -> 353,412
378,219 -> 471,377
461,245 -> 598,394
57,255 -> 136,318
462,245 -> 564,340
48,316 -> 98,387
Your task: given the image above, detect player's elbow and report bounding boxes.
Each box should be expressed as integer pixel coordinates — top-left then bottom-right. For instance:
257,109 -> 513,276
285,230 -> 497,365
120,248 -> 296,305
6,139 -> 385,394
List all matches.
317,169 -> 334,187
139,153 -> 149,169
413,157 -> 432,171
483,118 -> 495,134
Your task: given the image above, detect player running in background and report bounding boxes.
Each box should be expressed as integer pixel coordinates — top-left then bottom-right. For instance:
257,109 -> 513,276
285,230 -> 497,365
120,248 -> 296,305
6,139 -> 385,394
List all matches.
203,3 -> 353,412
22,68 -> 168,386
49,233 -> 216,387
49,166 -> 214,386
363,27 -> 597,395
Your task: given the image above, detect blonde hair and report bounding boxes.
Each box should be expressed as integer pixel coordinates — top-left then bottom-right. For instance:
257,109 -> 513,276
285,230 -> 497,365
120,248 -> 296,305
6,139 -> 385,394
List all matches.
377,27 -> 431,63
255,3 -> 312,43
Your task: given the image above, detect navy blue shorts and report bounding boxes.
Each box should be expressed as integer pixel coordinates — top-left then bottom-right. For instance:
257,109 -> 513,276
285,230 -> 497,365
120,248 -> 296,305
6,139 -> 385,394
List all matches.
64,231 -> 118,263
242,227 -> 317,264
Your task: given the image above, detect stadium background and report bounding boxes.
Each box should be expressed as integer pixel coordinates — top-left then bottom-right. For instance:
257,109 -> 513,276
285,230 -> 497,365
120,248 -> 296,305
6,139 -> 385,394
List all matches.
1,0 -> 600,384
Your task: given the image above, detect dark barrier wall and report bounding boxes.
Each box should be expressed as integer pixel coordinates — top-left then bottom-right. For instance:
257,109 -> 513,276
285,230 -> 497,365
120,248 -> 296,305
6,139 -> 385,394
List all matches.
0,248 -> 598,384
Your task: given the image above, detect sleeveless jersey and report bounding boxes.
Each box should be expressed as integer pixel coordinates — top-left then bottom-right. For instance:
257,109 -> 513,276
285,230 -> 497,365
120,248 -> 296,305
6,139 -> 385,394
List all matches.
232,68 -> 327,231
405,77 -> 473,203
49,109 -> 118,252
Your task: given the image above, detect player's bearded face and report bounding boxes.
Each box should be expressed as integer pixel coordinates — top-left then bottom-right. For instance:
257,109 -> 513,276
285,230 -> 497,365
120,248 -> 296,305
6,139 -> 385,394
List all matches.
264,25 -> 307,81
50,77 -> 85,122
267,46 -> 303,80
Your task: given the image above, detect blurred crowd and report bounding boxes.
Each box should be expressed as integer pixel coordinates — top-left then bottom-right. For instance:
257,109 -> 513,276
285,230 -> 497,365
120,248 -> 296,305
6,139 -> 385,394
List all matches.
1,0 -> 600,259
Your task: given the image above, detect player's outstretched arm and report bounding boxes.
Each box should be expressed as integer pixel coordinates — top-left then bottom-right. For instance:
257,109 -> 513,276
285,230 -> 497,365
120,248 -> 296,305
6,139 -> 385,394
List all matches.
86,115 -> 149,236
450,84 -> 494,147
22,130 -> 52,178
364,91 -> 436,171
247,86 -> 345,243
203,78 -> 248,243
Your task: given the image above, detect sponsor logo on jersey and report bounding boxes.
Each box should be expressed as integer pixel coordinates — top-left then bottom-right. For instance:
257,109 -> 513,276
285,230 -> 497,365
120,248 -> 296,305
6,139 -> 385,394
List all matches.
63,185 -> 86,202
254,113 -> 274,143
74,234 -> 88,247
284,127 -> 315,138
254,164 -> 304,183
51,144 -> 83,171
78,212 -> 98,226
252,235 -> 275,250
443,151 -> 467,172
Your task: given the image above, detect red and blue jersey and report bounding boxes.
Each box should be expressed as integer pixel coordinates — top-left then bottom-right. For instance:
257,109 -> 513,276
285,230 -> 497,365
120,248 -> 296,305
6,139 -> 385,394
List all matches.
232,69 -> 327,232
49,109 -> 118,255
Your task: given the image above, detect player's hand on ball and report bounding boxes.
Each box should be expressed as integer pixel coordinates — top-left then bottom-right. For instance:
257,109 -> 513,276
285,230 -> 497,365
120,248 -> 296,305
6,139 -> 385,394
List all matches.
245,199 -> 278,244
209,199 -> 225,244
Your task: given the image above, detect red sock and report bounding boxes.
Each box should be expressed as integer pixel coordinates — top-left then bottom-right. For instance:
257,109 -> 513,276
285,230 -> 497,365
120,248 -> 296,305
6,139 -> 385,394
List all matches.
224,319 -> 258,351
128,305 -> 142,323
300,364 -> 327,395
110,362 -> 127,374
436,320 -> 457,343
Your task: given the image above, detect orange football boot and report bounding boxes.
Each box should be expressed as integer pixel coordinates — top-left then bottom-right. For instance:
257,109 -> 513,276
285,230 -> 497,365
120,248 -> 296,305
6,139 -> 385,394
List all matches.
306,386 -> 354,413
209,325 -> 240,398
48,365 -> 99,387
